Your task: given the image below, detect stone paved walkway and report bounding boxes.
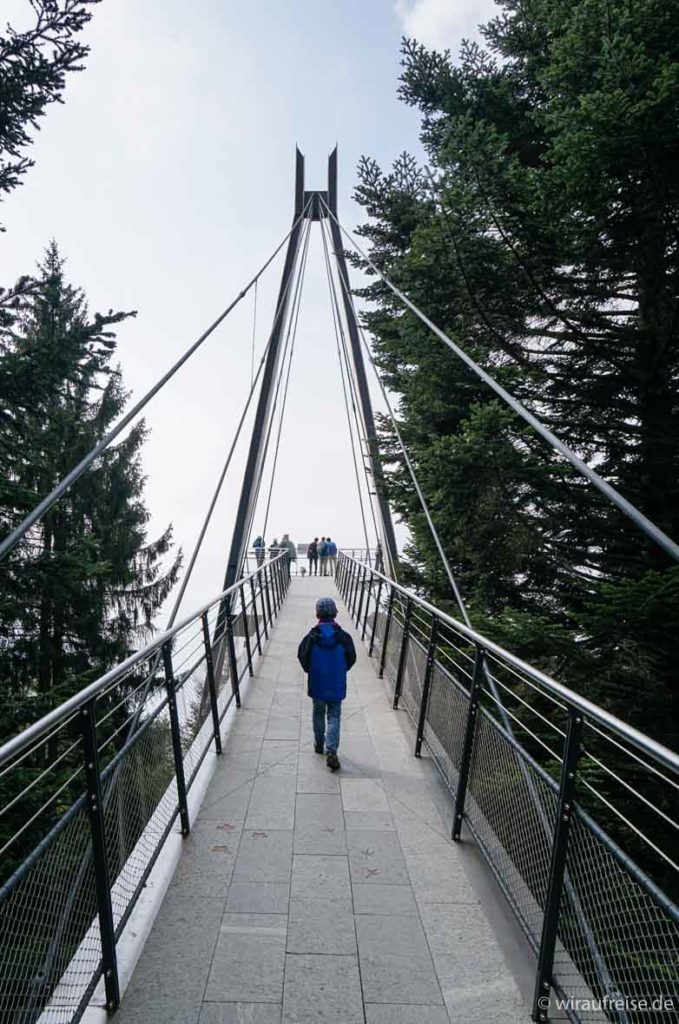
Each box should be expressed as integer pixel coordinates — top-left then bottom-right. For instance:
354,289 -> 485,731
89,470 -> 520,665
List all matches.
115,577 -> 529,1024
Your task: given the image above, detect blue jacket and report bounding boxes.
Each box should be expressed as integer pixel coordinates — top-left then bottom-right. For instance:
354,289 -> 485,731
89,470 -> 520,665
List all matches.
317,541 -> 328,557
297,622 -> 356,701
327,541 -> 337,556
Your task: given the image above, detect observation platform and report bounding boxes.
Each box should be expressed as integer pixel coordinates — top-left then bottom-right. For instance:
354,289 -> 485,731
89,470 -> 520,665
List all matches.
112,576 -> 529,1024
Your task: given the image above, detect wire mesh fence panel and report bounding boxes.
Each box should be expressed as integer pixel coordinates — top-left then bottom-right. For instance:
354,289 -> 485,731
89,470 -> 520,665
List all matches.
383,618 -> 403,691
464,708 -> 557,950
423,664 -> 470,796
102,717 -> 178,934
400,635 -> 427,721
551,809 -> 679,1024
0,803 -> 101,1024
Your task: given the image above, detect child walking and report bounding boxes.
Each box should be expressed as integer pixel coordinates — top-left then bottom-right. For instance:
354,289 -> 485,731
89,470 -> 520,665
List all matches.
297,597 -> 356,771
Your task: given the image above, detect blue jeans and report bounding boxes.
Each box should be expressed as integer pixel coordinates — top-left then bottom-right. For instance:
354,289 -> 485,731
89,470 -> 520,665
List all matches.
312,699 -> 342,754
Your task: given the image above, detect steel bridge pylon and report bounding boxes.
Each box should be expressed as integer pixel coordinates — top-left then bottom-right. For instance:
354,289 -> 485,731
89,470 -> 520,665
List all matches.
220,147 -> 399,596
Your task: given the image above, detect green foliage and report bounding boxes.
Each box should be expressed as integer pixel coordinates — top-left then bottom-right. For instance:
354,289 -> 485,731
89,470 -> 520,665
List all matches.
354,0 -> 679,757
0,242 -> 182,739
0,1 -> 97,217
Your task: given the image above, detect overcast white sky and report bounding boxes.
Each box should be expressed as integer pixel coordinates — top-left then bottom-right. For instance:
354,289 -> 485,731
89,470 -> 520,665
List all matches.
2,0 -> 497,619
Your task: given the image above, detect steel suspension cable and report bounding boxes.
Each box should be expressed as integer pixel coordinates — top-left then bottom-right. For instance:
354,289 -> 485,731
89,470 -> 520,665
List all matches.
319,197 -> 679,564
259,221 -> 312,542
319,218 -> 376,554
0,199 -> 312,564
250,278 -> 258,386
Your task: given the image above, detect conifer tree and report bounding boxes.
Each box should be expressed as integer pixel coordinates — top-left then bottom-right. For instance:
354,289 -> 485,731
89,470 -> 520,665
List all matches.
0,243 -> 181,738
353,0 -> 679,755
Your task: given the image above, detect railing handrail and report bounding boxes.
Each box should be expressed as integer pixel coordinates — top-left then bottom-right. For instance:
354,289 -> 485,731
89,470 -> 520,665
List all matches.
0,552 -> 289,769
339,552 -> 679,774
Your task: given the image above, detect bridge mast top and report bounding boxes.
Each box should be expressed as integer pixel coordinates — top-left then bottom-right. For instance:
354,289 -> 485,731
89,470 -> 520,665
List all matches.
221,147 -> 398,594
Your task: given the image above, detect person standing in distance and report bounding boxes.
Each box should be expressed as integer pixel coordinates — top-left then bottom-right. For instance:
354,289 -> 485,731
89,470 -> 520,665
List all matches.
307,537 -> 319,576
326,537 -> 338,576
297,597 -> 356,771
252,535 -> 265,567
318,536 -> 328,576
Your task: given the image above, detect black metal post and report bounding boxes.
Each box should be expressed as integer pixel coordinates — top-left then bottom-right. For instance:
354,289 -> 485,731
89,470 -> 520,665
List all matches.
250,575 -> 262,655
350,561 -> 360,620
225,609 -> 241,707
201,613 -> 222,756
532,710 -> 583,1023
81,701 -> 120,1012
452,647 -> 484,840
270,562 -> 280,615
355,565 -> 367,631
379,588 -> 394,679
260,567 -> 271,639
162,643 -> 191,837
415,618 -> 438,757
393,597 -> 412,710
240,584 -> 253,676
362,570 -> 373,640
368,578 -> 383,657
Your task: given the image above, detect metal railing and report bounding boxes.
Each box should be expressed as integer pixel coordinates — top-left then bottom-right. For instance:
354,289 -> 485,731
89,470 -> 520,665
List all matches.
337,552 -> 679,1024
0,553 -> 291,1024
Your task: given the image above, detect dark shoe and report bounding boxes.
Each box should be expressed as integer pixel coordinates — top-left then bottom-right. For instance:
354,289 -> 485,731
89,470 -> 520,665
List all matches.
326,752 -> 340,772
314,741 -> 324,754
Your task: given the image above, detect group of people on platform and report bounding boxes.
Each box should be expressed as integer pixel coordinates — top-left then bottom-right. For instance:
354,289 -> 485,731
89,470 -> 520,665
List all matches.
251,533 -> 296,567
306,537 -> 337,576
251,534 -> 384,577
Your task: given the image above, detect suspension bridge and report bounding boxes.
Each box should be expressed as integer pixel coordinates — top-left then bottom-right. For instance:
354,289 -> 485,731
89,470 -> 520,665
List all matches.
0,150 -> 677,1024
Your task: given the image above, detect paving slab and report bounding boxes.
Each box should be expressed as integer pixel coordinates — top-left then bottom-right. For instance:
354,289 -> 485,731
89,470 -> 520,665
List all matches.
232,830 -> 293,884
296,752 -> 341,794
341,777 -> 390,812
226,882 -> 290,914
290,854 -> 351,901
346,829 -> 410,885
198,770 -> 255,822
282,954 -> 363,1024
244,775 -> 297,830
344,808 -> 394,830
286,898 -> 356,954
115,896 -> 224,1024
293,792 -> 346,855
352,882 -> 418,915
168,819 -> 241,898
205,913 -> 287,1003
